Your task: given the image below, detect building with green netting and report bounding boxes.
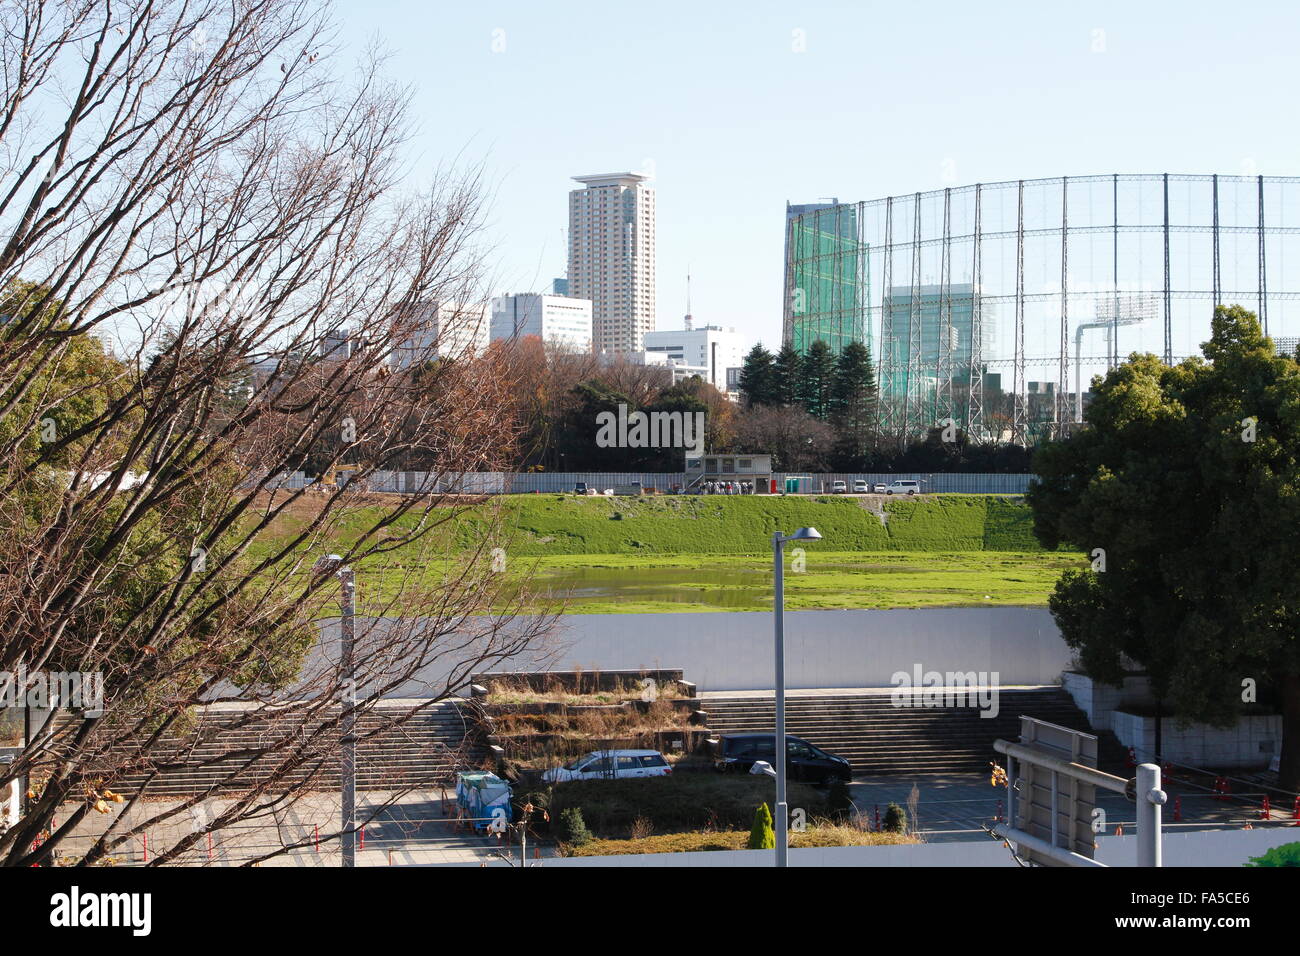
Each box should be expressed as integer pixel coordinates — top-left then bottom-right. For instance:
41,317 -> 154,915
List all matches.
782,201 -> 867,356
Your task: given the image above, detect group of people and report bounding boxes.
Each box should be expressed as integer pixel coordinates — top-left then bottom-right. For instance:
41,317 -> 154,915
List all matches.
701,480 -> 754,495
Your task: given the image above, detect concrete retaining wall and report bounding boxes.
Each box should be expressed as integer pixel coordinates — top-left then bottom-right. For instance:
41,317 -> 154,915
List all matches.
315,607 -> 1074,696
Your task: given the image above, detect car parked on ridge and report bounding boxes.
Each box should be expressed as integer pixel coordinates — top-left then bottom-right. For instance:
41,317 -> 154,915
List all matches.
853,479 -> 869,493
831,480 -> 847,493
884,479 -> 921,495
712,733 -> 851,785
541,749 -> 672,783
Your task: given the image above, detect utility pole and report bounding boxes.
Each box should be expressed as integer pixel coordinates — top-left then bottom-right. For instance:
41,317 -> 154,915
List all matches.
315,554 -> 356,868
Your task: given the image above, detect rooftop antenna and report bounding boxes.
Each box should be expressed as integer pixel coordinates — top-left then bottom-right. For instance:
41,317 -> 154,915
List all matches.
684,266 -> 693,331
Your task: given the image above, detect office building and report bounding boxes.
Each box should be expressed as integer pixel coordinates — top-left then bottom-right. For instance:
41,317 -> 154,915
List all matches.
490,293 -> 593,353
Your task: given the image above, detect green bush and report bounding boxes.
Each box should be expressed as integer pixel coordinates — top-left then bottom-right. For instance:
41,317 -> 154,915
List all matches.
1245,841 -> 1300,867
748,803 -> 775,849
558,807 -> 592,846
882,802 -> 908,834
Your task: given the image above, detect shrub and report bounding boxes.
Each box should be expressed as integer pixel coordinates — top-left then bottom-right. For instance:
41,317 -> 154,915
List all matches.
558,807 -> 591,846
882,802 -> 908,833
1245,842 -> 1300,867
748,803 -> 775,849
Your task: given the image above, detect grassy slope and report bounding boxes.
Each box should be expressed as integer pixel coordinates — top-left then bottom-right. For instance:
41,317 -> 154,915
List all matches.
481,493 -> 1043,556
248,494 -> 1076,612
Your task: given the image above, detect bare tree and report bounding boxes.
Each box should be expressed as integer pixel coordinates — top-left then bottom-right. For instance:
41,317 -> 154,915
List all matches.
733,403 -> 834,472
0,0 -> 554,866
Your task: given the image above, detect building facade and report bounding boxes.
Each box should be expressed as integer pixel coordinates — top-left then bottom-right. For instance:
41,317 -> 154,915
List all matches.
642,325 -> 746,394
391,301 -> 489,370
783,200 -> 865,356
490,293 -> 593,352
568,172 -> 656,355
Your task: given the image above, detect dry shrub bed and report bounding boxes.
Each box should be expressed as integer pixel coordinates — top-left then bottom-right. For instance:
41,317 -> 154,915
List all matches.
481,675 -> 699,765
569,827 -> 918,856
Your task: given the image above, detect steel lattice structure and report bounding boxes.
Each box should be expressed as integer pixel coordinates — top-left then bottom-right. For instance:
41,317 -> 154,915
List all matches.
782,173 -> 1300,444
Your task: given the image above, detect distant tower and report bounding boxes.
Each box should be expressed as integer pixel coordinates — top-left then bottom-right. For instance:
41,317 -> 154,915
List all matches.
567,172 -> 656,354
684,268 -> 693,331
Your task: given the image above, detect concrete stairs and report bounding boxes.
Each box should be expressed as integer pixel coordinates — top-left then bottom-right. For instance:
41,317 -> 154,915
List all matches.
109,700 -> 486,796
701,687 -> 1130,776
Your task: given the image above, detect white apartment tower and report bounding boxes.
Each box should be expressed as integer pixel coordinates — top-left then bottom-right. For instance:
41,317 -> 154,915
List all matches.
567,172 -> 656,355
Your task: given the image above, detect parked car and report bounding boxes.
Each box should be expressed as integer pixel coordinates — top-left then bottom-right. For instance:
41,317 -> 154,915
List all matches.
713,733 -> 851,785
852,479 -> 869,493
872,482 -> 887,493
831,480 -> 848,493
574,482 -> 588,495
884,479 -> 921,496
541,749 -> 672,783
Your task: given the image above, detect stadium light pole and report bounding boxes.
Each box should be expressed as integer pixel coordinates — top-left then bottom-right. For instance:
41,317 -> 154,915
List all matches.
315,553 -> 356,868
772,527 -> 822,867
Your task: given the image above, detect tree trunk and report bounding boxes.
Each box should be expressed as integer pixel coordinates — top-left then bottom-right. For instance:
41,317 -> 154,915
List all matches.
1280,673 -> 1300,793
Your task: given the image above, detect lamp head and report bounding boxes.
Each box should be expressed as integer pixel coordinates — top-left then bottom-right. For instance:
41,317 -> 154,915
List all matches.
790,527 -> 821,541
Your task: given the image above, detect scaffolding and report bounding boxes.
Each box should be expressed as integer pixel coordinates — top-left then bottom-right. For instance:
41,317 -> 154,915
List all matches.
783,173 -> 1300,444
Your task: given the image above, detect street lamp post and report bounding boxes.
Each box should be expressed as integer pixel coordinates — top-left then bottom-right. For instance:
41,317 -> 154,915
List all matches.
771,526 -> 821,867
315,554 -> 356,868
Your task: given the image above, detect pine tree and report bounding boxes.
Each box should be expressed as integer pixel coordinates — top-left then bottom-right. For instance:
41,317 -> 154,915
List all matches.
772,343 -> 804,408
738,344 -> 776,407
830,340 -> 878,458
797,340 -> 836,419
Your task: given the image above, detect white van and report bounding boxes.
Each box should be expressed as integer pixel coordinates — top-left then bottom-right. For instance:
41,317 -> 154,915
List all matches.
884,479 -> 921,496
541,749 -> 672,783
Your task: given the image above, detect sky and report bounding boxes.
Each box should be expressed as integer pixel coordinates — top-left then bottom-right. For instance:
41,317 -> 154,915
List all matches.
333,0 -> 1300,351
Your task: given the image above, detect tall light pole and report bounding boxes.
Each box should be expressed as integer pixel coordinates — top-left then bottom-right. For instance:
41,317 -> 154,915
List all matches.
315,554 -> 356,868
771,526 -> 821,867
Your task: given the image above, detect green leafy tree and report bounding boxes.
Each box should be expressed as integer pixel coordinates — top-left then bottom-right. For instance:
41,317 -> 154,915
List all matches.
738,344 -> 776,408
1028,306 -> 1300,789
747,802 -> 776,849
1246,841 -> 1300,867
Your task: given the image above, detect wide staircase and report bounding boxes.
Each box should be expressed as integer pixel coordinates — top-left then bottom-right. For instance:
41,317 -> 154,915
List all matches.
702,686 -> 1130,776
109,700 -> 486,797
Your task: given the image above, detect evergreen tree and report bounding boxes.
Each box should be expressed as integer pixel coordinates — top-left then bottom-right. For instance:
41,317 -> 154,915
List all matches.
738,343 -> 776,407
829,340 -> 878,460
797,340 -> 836,419
772,343 -> 804,408
747,802 -> 776,849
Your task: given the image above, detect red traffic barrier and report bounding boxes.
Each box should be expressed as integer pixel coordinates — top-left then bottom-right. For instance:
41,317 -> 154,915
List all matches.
1260,795 -> 1271,820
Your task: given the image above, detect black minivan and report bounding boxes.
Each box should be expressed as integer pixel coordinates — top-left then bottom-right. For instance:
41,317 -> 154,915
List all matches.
714,733 -> 852,785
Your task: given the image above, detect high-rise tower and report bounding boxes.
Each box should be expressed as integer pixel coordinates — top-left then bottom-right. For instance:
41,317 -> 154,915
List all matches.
568,172 -> 656,354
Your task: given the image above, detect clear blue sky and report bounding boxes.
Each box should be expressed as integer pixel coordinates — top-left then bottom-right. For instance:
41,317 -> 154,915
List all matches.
334,0 -> 1300,350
